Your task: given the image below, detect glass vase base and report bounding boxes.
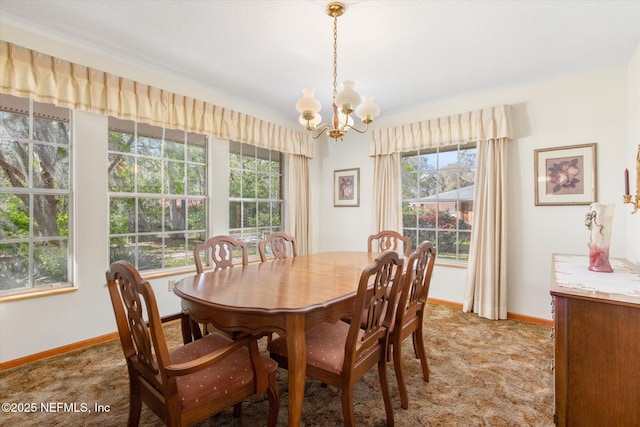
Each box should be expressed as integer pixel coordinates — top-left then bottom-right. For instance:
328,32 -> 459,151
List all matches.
588,247 -> 613,273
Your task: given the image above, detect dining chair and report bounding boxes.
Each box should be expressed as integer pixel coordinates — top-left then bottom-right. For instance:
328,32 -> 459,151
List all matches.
367,230 -> 412,257
258,232 -> 298,262
389,240 -> 436,409
106,260 -> 280,427
268,250 -> 404,427
190,235 -> 250,341
194,234 -> 249,273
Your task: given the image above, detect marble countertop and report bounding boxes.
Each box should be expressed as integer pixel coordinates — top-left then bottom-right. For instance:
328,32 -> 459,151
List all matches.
551,254 -> 640,304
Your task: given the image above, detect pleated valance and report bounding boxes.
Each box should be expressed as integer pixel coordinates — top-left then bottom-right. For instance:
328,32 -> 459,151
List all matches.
369,104 -> 512,156
0,41 -> 314,158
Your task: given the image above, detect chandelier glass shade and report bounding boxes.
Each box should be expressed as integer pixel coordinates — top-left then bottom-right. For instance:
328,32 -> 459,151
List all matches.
296,2 -> 380,142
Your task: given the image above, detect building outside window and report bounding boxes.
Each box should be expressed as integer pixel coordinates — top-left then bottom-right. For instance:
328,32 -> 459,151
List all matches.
229,141 -> 283,261
108,117 -> 207,271
0,94 -> 72,296
401,142 -> 476,262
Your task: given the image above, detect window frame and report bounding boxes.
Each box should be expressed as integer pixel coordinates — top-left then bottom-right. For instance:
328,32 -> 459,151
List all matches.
401,142 -> 476,263
107,118 -> 208,273
0,95 -> 74,298
228,141 -> 284,262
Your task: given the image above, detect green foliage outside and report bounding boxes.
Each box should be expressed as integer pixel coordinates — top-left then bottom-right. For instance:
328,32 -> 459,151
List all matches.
107,126 -> 208,270
229,143 -> 283,260
1,106 -> 71,291
401,145 -> 476,261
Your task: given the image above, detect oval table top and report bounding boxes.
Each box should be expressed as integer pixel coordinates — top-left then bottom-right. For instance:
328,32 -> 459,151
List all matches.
174,251 -> 381,313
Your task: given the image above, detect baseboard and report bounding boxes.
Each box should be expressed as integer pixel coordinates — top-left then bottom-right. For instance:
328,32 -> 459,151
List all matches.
427,298 -> 552,327
427,298 -> 463,309
0,331 -> 120,371
0,314 -> 183,371
506,312 -> 553,327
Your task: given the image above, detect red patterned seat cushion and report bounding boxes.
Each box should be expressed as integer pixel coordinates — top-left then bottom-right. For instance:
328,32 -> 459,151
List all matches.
268,320 -> 368,374
171,333 -> 277,411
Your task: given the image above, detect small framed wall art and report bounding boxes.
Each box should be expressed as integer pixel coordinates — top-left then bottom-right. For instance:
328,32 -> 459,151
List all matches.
334,168 -> 360,207
534,143 -> 597,206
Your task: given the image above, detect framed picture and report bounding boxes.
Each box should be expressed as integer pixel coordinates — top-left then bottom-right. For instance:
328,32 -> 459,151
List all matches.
334,168 -> 360,207
534,143 -> 597,206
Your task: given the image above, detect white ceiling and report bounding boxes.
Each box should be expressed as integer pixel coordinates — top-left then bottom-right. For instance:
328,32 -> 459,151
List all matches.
1,0 -> 639,125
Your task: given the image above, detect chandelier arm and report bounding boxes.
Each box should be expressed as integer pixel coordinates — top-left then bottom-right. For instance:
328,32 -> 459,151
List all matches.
310,123 -> 331,139
341,121 -> 370,134
305,120 -> 328,132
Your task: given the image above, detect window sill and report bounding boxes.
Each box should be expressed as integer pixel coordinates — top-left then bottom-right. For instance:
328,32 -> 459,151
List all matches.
140,259 -> 262,281
0,286 -> 78,303
435,260 -> 468,269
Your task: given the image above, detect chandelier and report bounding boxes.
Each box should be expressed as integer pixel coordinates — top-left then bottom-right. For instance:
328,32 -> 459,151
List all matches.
295,1 -> 380,142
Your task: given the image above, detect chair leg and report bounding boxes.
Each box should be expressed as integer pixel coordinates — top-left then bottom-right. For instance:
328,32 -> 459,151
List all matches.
233,403 -> 242,417
266,371 -> 280,427
377,358 -> 395,426
392,338 -> 409,410
341,385 -> 356,427
127,378 -> 142,427
413,329 -> 430,382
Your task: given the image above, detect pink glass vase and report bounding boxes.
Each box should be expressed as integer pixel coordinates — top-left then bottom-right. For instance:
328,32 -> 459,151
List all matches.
585,203 -> 615,272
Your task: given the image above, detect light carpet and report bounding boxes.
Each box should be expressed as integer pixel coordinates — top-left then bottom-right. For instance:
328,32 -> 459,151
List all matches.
0,303 -> 554,426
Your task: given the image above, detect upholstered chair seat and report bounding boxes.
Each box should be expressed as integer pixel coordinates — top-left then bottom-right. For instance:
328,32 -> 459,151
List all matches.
268,321 -> 369,374
171,333 -> 278,411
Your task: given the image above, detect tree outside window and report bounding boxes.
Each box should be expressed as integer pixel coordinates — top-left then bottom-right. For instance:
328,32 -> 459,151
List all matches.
108,117 -> 207,271
401,143 -> 476,261
229,141 -> 283,261
0,94 -> 72,295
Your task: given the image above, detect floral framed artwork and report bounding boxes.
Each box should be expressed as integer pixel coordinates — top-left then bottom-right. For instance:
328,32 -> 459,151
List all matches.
334,168 -> 360,207
534,143 -> 597,206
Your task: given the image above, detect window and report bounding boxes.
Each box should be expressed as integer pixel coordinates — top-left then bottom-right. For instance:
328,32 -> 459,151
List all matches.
401,142 -> 476,262
0,94 -> 72,296
229,141 -> 283,261
108,117 -> 207,271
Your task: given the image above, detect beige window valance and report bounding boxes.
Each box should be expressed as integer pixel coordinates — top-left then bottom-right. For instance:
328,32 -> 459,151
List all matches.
0,41 -> 314,158
369,104 -> 512,155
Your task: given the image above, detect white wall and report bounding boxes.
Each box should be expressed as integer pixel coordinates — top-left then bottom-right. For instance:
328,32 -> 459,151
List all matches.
627,43 -> 640,264
313,62 -> 637,321
1,23 -> 638,363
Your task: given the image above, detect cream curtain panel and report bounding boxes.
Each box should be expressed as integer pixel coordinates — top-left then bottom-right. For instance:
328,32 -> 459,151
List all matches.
372,153 -> 402,232
288,154 -> 311,255
462,138 -> 508,319
369,105 -> 511,320
0,41 -> 314,158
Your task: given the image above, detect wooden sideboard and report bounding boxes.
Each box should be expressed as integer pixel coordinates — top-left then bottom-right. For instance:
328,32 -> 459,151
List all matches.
550,254 -> 640,427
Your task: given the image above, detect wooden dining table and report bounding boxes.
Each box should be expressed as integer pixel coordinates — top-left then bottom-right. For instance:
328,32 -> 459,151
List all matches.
173,251 -> 380,427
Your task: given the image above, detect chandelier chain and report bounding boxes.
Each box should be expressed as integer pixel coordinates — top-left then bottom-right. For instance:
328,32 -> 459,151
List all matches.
332,15 -> 338,100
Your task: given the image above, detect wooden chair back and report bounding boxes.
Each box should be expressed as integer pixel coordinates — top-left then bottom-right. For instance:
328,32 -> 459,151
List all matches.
367,229 -> 412,257
191,235 -> 249,340
397,241 -> 436,327
258,232 -> 298,262
194,235 -> 248,273
347,250 -> 405,367
391,240 -> 436,409
107,260 -> 170,392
